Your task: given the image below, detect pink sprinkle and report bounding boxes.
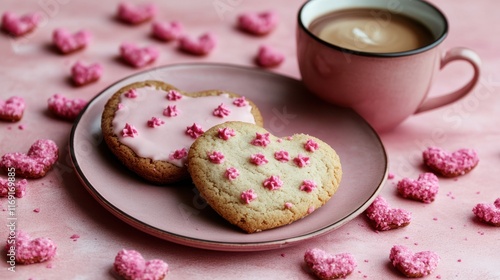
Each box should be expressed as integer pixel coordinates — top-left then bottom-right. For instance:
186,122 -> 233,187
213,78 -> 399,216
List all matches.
304,248 -> 357,279
117,103 -> 124,110
163,105 -> 179,117
147,117 -> 164,128
208,151 -> 224,164
33,208 -> 40,213
263,175 -> 283,190
308,206 -> 315,214
251,133 -> 270,147
364,196 -> 412,231
71,61 -> 103,86
457,259 -> 462,262
122,123 -> 138,137
284,202 -> 294,209
114,249 -> 168,280
241,189 -> 257,204
232,96 -> 248,107
433,217 -> 438,221
389,245 -> 439,278
169,148 -> 187,160
217,127 -> 236,140
1,12 -> 41,37
52,28 -> 91,54
47,94 -> 87,121
70,234 -> 80,240
388,173 -> 395,179
9,231 -> 57,264
225,167 -> 239,180
120,42 -> 159,68
124,89 -> 138,98
18,124 -> 25,130
396,173 -> 439,203
300,180 -> 316,193
256,45 -> 284,68
152,21 -> 183,41
238,11 -> 278,35
274,150 -> 290,162
213,103 -> 231,118
472,198 -> 500,226
0,96 -> 25,122
293,154 -> 310,167
304,139 -> 319,152
179,32 -> 217,55
0,178 -> 27,198
186,123 -> 204,139
117,2 -> 157,25
166,90 -> 182,101
423,147 -> 479,177
250,153 -> 268,165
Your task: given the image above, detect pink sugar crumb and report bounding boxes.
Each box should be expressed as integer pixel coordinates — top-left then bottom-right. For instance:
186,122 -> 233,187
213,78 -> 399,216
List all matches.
33,208 -> 40,213
163,105 -> 179,117
256,45 -> 284,68
304,248 -> 357,280
152,20 -> 183,41
388,173 -> 395,179
213,103 -> 231,118
7,230 -> 57,264
186,123 -> 204,139
169,148 -> 187,160
308,206 -> 315,214
300,180 -> 316,193
225,167 -> 239,180
274,150 -> 290,162
232,96 -> 248,107
217,127 -> 236,140
251,132 -> 270,147
70,234 -> 80,241
284,202 -> 294,209
364,196 -> 412,231
241,189 -> 257,204
207,151 -> 224,164
122,123 -> 138,138
179,32 -> 217,55
293,154 -> 310,167
389,245 -> 439,278
0,178 -> 27,198
238,11 -> 278,36
1,12 -> 41,37
124,89 -> 138,98
250,153 -> 268,165
52,28 -> 91,54
423,147 -> 479,177
147,117 -> 165,128
47,94 -> 87,121
304,139 -> 319,152
0,96 -> 25,122
114,249 -> 168,280
166,90 -> 182,101
396,173 -> 439,203
71,61 -> 103,86
263,175 -> 283,190
472,198 -> 500,226
117,2 -> 157,25
120,42 -> 159,68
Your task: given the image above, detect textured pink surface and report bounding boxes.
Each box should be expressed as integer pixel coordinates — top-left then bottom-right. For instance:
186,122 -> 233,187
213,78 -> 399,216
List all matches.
114,249 -> 168,280
256,45 -> 284,68
6,231 -> 57,265
423,146 -> 479,177
0,96 -> 25,122
0,139 -> 59,178
472,198 -> 500,226
1,11 -> 40,37
0,177 -> 27,198
304,248 -> 357,279
364,196 -> 412,231
120,42 -> 159,68
396,172 -> 439,203
0,0 -> 499,279
117,2 -> 157,25
47,94 -> 87,121
389,245 -> 440,278
238,11 -> 278,35
52,28 -> 91,54
152,21 -> 183,41
71,61 -> 103,86
179,32 -> 217,55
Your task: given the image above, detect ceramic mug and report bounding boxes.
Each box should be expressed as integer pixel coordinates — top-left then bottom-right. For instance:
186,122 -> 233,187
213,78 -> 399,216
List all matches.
296,0 -> 481,132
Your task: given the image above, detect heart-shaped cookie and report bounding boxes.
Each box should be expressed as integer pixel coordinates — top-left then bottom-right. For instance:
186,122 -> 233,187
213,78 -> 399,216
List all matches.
101,81 -> 263,184
0,139 -> 59,179
71,61 -> 103,86
52,28 -> 91,54
117,2 -> 157,25
120,43 -> 159,68
152,21 -> 183,41
0,177 -> 27,198
256,45 -> 284,68
396,173 -> 439,203
1,12 -> 40,37
187,121 -> 342,233
304,248 -> 356,280
47,94 -> 87,121
389,245 -> 439,278
0,96 -> 25,122
6,230 -> 57,264
472,198 -> 500,226
178,32 -> 217,55
114,249 -> 168,280
364,196 -> 411,231
422,147 -> 479,177
237,11 -> 278,35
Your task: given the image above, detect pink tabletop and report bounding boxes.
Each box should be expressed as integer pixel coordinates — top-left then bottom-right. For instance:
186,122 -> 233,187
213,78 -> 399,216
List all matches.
1,0 -> 499,279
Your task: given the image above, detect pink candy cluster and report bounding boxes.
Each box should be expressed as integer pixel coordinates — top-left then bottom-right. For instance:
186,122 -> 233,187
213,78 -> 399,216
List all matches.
114,249 -> 168,280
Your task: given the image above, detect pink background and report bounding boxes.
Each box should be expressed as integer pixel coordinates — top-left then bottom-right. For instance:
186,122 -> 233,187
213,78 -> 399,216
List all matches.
1,0 -> 499,279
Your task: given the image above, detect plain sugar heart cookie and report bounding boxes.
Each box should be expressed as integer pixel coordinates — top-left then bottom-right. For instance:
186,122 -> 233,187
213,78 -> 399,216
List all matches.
101,80 -> 263,184
187,121 -> 342,233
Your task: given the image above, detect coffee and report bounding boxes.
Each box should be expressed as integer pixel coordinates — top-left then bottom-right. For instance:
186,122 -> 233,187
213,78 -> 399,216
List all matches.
309,8 -> 435,53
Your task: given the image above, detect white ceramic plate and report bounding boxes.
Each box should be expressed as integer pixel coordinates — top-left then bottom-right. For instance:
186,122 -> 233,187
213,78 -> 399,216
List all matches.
69,63 -> 387,251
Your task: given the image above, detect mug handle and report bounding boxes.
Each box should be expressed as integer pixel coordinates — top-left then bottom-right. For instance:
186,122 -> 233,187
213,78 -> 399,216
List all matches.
415,47 -> 481,113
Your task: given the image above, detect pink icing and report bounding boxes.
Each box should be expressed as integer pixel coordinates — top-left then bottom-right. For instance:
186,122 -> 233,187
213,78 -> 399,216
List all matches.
389,245 -> 439,277
233,96 -> 248,107
122,123 -> 138,137
0,178 -> 27,198
308,206 -> 315,214
293,154 -> 310,167
240,189 -> 257,204
147,117 -> 164,128
284,202 -> 294,209
217,127 -> 236,140
472,198 -> 500,226
250,153 -> 268,165
52,28 -> 91,54
263,175 -> 283,190
114,249 -> 168,280
256,45 -> 284,68
179,32 -> 217,55
120,43 -> 159,68
47,94 -> 87,121
117,2 -> 157,24
152,21 -> 183,41
423,147 -> 479,177
186,123 -> 204,139
117,103 -> 124,110
251,132 -> 270,147
365,196 -> 412,231
1,12 -> 40,37
213,103 -> 231,118
397,173 -> 439,203
163,105 -> 179,117
208,151 -> 225,164
166,90 -> 182,101
71,61 -> 103,86
225,167 -> 239,180
304,139 -> 319,152
0,96 -> 25,121
6,230 -> 57,264
124,89 -> 138,98
304,248 -> 357,279
169,148 -> 187,160
300,180 -> 316,193
238,11 -> 278,35
112,87 -> 255,167
274,150 -> 289,162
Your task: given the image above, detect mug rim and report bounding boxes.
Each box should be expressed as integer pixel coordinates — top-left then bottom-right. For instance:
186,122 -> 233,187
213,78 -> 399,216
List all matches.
298,0 -> 449,58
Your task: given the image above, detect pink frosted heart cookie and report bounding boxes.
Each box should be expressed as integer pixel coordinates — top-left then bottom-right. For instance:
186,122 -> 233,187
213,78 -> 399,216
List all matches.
0,96 -> 25,122
117,2 -> 156,25
101,81 -> 263,184
120,43 -> 159,68
178,32 -> 216,55
472,198 -> 500,226
0,177 -> 27,198
423,147 -> 479,177
47,94 -> 87,121
5,230 -> 57,264
71,61 -> 103,86
364,196 -> 411,231
114,249 -> 168,280
152,21 -> 183,41
237,11 -> 278,35
396,173 -> 439,203
0,139 -> 59,179
304,248 -> 356,279
187,121 -> 342,233
52,28 -> 91,54
389,245 -> 439,278
256,45 -> 284,68
1,12 -> 40,37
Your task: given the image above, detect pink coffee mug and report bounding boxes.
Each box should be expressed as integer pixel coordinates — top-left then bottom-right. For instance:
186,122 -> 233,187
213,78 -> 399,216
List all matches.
297,0 -> 481,132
